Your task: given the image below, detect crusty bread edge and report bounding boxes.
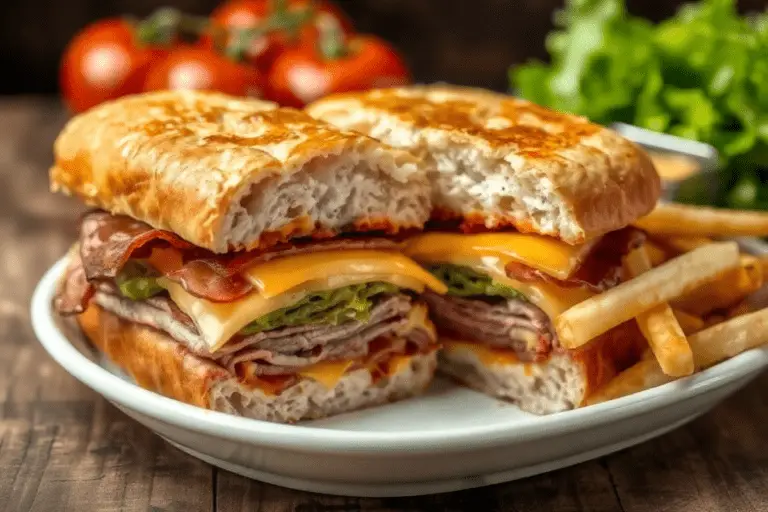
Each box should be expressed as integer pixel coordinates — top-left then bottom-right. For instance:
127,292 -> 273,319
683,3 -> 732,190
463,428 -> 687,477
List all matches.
438,324 -> 647,415
50,90 -> 432,253
565,143 -> 660,243
75,305 -> 437,423
307,87 -> 662,244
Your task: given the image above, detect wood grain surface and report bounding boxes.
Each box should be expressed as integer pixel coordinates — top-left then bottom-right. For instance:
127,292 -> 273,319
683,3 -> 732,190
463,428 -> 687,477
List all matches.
0,97 -> 767,512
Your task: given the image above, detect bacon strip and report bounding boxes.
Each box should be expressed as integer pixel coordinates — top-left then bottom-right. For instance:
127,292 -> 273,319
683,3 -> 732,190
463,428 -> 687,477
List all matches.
76,210 -> 400,303
79,211 -> 195,281
54,251 -> 94,315
232,336 -> 421,395
505,227 -> 645,292
164,260 -> 254,303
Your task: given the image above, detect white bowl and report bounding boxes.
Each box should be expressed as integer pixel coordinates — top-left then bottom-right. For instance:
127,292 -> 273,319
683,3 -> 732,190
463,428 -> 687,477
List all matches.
31,258 -> 768,497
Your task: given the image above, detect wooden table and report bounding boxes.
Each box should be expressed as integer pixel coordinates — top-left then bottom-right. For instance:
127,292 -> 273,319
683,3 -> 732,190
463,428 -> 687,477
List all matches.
1,97 -> 767,512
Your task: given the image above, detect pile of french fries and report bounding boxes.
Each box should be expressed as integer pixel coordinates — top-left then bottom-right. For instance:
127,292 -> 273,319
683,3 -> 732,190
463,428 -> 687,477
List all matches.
555,203 -> 768,405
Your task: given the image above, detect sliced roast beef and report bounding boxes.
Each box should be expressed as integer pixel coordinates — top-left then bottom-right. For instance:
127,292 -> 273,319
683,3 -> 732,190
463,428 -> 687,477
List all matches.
91,290 -> 431,373
423,290 -> 555,361
231,295 -> 412,354
54,250 -> 95,315
225,317 -> 411,375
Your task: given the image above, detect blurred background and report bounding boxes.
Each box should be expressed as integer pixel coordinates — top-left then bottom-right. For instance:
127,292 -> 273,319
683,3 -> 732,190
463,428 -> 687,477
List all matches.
3,0 -> 768,209
3,0 -> 766,95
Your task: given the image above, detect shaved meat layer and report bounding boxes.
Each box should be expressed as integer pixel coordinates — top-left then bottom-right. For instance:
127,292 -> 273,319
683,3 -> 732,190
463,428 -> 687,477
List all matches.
424,290 -> 555,362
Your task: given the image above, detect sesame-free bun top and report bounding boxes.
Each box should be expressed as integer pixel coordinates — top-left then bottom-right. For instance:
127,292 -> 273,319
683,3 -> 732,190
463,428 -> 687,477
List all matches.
50,90 -> 430,253
307,85 -> 661,245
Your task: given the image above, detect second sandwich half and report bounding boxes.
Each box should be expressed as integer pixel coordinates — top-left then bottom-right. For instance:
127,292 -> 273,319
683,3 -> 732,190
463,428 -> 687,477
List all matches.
51,90 -> 447,423
308,85 -> 662,415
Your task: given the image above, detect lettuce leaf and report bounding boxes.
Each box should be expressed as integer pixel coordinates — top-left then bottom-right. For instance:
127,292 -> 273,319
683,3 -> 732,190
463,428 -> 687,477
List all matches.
427,264 -> 526,300
116,260 -> 164,301
239,282 -> 399,335
510,0 -> 768,210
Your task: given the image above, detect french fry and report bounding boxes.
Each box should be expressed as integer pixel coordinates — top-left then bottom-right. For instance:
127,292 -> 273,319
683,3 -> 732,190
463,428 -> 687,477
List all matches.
655,236 -> 713,254
635,203 -> 768,237
587,306 -> 768,404
624,246 -> 694,377
556,242 -> 740,349
691,306 -> 768,368
585,359 -> 673,405
672,255 -> 764,316
644,241 -> 668,266
671,309 -> 705,335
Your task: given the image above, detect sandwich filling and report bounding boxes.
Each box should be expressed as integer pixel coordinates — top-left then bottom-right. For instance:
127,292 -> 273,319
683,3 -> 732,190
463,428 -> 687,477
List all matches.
403,228 -> 644,362
56,211 -> 446,395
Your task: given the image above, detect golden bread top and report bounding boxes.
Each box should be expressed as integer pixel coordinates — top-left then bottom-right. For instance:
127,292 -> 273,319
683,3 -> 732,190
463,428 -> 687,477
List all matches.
339,86 -> 603,157
50,90 -> 425,252
308,85 -> 661,243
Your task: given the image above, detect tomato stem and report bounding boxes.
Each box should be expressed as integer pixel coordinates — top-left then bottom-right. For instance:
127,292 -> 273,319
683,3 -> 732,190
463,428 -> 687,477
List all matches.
224,26 -> 265,62
317,12 -> 348,60
131,3 -> 317,64
133,7 -> 209,47
267,0 -> 314,41
222,0 -> 314,63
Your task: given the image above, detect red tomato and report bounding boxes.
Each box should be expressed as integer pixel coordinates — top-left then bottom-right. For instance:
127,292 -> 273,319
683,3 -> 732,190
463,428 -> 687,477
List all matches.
60,18 -> 164,113
204,0 -> 354,71
144,46 -> 264,98
266,36 -> 410,107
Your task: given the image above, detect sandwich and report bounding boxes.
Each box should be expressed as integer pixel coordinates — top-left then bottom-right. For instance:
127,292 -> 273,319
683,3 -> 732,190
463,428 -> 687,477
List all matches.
51,90 -> 447,423
307,85 -> 660,414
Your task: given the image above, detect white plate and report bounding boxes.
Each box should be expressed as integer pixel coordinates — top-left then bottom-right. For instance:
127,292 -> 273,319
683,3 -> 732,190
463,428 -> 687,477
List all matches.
31,257 -> 768,497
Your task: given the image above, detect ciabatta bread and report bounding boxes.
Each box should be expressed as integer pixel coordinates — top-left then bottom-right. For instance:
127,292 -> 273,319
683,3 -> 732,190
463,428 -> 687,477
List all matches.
307,85 -> 661,244
439,350 -> 588,414
75,305 -> 437,423
438,322 -> 646,415
51,90 -> 430,253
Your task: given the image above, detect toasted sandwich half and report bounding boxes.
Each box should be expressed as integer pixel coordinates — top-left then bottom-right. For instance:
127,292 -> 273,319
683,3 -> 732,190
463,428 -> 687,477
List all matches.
51,90 -> 446,423
308,85 -> 660,414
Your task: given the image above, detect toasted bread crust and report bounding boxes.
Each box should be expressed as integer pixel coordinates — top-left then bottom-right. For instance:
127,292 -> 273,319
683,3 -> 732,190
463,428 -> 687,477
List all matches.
75,305 -> 437,423
51,90 -> 428,252
308,85 -> 661,244
439,321 -> 646,414
77,304 -> 226,408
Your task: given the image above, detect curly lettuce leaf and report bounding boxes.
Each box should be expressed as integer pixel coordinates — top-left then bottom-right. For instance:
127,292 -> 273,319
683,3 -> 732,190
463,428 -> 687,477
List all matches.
510,0 -> 768,210
427,264 -> 525,300
239,282 -> 399,335
116,260 -> 164,301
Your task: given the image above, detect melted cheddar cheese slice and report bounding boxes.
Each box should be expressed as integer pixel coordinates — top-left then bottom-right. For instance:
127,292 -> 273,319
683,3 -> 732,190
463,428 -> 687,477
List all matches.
387,355 -> 415,375
160,249 -> 446,352
243,250 -> 447,297
403,232 -> 596,319
162,279 -> 302,352
478,262 -> 595,320
297,360 -> 354,389
297,353 -> 419,391
403,232 -> 598,280
398,302 -> 437,342
442,339 -> 520,366
255,354 -> 418,394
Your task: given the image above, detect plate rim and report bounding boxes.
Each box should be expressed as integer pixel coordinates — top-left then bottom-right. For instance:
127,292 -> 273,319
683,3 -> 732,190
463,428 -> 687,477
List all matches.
31,257 -> 768,454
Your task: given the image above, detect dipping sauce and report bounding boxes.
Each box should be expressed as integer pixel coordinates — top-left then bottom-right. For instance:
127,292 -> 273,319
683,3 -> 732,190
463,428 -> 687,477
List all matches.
649,151 -> 702,183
